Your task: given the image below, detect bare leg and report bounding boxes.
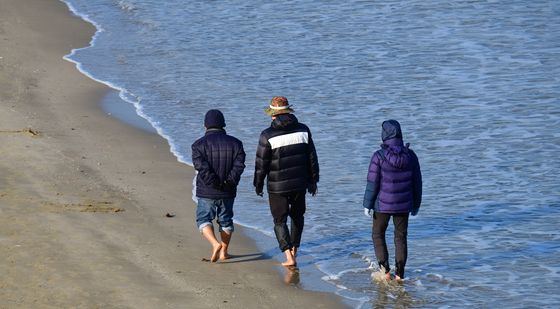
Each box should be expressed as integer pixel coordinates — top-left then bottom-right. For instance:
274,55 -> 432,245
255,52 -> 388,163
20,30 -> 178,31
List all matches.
219,231 -> 232,260
201,225 -> 222,262
290,247 -> 298,257
281,249 -> 296,267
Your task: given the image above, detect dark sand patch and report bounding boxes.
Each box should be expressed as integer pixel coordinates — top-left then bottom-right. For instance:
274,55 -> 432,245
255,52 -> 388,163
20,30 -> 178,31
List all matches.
0,128 -> 40,136
42,200 -> 124,213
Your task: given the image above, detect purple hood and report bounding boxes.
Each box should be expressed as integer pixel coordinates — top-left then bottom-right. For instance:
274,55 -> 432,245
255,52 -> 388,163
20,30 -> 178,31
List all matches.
381,138 -> 412,170
363,119 -> 422,214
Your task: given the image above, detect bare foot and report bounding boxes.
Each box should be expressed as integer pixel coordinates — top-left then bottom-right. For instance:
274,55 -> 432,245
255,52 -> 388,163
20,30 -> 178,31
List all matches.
281,249 -> 296,267
281,260 -> 297,267
219,231 -> 232,261
290,247 -> 298,257
219,250 -> 230,261
210,243 -> 222,262
385,272 -> 391,280
394,275 -> 403,283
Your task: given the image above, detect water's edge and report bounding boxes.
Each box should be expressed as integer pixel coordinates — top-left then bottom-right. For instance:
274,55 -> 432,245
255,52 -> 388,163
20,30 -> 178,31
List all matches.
59,1 -> 357,307
58,1 -> 560,307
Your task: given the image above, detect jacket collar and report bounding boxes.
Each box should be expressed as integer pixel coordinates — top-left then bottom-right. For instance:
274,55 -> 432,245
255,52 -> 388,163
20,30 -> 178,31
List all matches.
205,128 -> 226,135
383,137 -> 404,147
271,113 -> 298,130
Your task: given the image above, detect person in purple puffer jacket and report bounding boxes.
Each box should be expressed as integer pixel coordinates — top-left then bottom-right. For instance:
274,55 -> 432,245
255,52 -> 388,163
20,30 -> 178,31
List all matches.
363,119 -> 422,281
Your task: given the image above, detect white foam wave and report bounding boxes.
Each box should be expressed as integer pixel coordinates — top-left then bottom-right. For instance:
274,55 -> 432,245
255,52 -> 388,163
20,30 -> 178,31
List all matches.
60,1 -> 103,33
116,0 -> 137,12
60,0 -> 204,219
60,0 -> 194,172
233,219 -> 274,237
322,267 -> 368,282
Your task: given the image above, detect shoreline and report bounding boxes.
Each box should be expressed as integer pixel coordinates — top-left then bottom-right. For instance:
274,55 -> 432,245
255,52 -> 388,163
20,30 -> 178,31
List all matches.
0,0 -> 348,308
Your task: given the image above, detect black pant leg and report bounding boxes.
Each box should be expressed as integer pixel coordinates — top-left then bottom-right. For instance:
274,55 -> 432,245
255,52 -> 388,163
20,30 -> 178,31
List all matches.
372,212 -> 391,273
288,191 -> 306,248
393,213 -> 409,278
269,193 -> 292,252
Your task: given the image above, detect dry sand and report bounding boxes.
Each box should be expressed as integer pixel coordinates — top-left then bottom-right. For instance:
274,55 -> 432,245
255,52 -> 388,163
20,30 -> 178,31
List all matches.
0,0 -> 347,308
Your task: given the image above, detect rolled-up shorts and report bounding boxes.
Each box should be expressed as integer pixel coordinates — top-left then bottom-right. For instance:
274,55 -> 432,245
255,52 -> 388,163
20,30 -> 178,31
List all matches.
196,197 -> 235,234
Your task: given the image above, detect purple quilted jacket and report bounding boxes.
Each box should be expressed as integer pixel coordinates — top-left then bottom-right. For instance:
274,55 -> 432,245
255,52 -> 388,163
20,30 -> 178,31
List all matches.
363,120 -> 422,214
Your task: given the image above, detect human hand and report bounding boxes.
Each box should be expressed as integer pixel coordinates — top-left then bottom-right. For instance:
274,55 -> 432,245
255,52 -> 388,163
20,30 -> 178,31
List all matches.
255,185 -> 264,197
307,183 -> 317,196
222,180 -> 235,192
212,178 -> 223,190
364,208 -> 374,218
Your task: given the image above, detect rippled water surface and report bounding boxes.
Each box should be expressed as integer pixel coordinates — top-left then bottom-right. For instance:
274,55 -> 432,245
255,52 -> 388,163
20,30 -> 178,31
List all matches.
63,0 -> 560,307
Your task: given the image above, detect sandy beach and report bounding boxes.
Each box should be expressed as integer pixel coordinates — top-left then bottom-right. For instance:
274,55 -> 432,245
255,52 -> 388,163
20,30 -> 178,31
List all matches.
0,0 -> 346,308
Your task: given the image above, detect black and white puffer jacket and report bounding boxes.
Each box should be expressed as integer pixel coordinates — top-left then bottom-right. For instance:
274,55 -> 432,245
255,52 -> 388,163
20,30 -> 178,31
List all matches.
254,113 -> 319,194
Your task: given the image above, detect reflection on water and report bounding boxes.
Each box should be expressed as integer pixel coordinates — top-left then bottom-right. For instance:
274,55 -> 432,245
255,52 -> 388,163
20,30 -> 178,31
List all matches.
373,284 -> 414,309
283,266 -> 301,286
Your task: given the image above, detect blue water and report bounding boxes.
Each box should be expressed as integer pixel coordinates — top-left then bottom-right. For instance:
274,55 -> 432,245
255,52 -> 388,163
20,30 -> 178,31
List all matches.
61,0 -> 560,307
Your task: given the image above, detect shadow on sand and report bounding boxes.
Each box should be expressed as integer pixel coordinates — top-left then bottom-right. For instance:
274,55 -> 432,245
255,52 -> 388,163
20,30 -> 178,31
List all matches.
215,252 -> 270,264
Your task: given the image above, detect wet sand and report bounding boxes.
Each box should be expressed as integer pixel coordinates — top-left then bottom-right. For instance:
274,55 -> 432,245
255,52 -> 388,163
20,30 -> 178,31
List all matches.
0,0 -> 346,307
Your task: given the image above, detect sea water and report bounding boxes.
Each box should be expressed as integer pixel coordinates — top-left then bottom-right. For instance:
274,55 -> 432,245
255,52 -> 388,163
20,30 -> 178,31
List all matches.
61,0 -> 560,307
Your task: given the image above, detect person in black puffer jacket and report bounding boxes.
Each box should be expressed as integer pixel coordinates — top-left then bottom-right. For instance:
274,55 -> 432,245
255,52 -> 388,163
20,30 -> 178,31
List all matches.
254,96 -> 319,267
192,109 -> 245,262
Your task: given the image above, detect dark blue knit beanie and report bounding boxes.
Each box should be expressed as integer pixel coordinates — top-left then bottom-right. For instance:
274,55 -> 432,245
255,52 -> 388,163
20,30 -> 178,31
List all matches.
204,109 -> 226,129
